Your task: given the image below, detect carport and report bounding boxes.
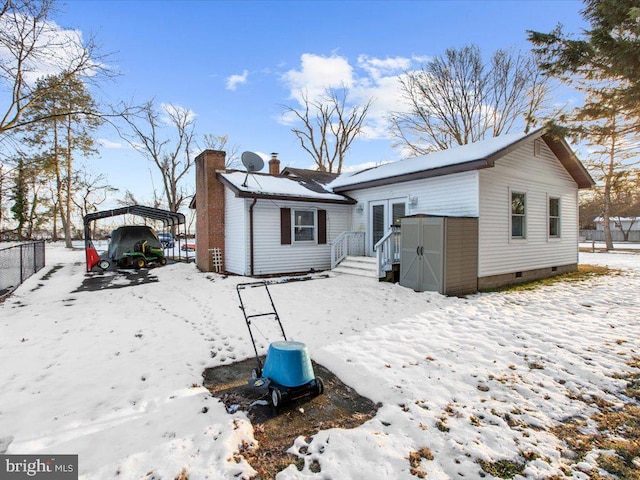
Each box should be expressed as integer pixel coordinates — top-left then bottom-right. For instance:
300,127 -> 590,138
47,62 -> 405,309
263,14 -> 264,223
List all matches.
83,205 -> 187,272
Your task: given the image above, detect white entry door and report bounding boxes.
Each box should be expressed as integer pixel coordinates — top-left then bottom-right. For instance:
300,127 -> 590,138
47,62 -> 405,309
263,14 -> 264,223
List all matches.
368,198 -> 406,256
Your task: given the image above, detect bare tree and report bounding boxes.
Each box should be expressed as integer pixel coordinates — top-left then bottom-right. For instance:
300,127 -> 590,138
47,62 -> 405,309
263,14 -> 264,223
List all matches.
120,100 -> 195,213
390,45 -> 549,156
283,88 -> 372,174
72,167 -> 118,219
609,170 -> 640,241
71,167 -> 116,240
200,134 -> 240,169
0,0 -> 104,136
0,162 -> 5,237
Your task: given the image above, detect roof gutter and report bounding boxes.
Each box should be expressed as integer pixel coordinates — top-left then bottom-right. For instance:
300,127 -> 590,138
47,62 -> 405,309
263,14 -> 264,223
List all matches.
332,129 -> 548,193
218,174 -> 356,204
249,198 -> 257,276
332,159 -> 493,193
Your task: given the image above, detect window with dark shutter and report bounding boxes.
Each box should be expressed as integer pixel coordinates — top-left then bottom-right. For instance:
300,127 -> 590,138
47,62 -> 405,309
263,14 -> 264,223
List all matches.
280,208 -> 291,244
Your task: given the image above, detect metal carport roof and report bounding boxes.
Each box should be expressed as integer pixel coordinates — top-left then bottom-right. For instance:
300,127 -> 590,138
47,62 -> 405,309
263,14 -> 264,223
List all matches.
83,205 -> 186,271
83,205 -> 185,227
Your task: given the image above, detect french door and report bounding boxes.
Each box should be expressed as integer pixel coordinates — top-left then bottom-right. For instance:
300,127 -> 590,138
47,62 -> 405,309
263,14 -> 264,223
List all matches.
369,199 -> 406,255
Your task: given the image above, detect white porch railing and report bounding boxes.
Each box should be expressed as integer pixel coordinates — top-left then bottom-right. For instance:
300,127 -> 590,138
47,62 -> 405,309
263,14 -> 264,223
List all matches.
331,231 -> 365,269
374,226 -> 401,278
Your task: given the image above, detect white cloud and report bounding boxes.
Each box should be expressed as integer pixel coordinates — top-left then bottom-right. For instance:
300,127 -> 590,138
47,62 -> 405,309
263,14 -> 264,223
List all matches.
0,13 -> 96,86
97,138 -> 124,149
280,53 -> 428,141
411,54 -> 432,64
160,103 -> 197,125
357,55 -> 412,80
278,109 -> 299,127
226,70 -> 249,91
282,53 -> 354,102
341,159 -> 394,173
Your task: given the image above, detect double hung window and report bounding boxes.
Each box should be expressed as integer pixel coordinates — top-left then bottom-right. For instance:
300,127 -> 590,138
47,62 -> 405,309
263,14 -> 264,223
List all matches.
511,192 -> 526,239
293,209 -> 315,242
549,197 -> 560,238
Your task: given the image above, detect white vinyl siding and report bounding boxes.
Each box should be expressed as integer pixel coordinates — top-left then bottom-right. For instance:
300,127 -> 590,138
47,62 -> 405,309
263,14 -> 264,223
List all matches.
252,200 -> 351,275
478,137 -> 579,277
224,187 -> 248,275
344,170 -> 480,240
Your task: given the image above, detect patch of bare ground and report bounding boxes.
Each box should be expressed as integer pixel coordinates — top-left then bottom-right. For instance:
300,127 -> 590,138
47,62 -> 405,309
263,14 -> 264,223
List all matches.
203,358 -> 378,479
485,264 -> 619,293
551,356 -> 640,479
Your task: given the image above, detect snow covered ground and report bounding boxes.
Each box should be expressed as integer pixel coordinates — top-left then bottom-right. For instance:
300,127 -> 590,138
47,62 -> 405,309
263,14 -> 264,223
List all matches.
579,241 -> 640,250
0,244 -> 638,479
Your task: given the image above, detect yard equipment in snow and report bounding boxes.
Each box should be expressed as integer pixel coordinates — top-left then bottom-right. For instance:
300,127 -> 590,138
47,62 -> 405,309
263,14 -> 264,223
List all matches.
236,281 -> 324,410
120,240 -> 167,269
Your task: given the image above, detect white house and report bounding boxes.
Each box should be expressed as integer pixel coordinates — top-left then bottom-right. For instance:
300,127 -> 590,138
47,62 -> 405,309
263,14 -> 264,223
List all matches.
192,128 -> 594,293
594,217 -> 640,232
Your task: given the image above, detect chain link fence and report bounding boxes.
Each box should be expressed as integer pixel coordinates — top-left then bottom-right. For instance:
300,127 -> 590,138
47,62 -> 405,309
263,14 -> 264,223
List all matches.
580,230 -> 640,242
0,241 -> 46,298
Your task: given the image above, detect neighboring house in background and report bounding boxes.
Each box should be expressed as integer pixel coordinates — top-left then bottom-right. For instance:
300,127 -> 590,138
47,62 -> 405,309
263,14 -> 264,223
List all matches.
594,217 -> 640,232
192,127 -> 594,293
586,216 -> 640,242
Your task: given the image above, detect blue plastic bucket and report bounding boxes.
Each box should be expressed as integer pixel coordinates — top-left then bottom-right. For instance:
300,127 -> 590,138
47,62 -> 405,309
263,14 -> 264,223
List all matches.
262,341 -> 315,387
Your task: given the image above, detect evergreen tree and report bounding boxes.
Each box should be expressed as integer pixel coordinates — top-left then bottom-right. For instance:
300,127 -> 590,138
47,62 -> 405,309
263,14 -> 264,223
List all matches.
10,158 -> 28,239
21,73 -> 101,247
529,0 -> 640,250
572,89 -> 638,249
528,0 -> 640,128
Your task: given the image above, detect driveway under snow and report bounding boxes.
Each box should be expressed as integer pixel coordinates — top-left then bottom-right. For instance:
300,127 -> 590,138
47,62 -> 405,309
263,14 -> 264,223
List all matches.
0,245 -> 638,479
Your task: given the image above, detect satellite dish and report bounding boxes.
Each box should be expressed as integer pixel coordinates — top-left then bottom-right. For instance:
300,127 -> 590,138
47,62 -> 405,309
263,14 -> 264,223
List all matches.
240,151 -> 265,187
241,151 -> 264,172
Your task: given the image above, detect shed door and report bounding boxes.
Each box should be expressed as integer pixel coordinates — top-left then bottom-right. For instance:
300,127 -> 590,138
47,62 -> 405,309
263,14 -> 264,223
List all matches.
400,218 -> 421,291
399,217 -> 444,292
420,218 -> 444,292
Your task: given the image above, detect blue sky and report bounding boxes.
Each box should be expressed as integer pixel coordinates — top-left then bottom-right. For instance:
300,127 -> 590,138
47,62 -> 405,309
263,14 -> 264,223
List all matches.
54,0 -> 587,206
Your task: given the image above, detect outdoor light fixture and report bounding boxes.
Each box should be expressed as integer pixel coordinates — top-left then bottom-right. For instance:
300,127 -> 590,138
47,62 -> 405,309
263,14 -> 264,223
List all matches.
410,196 -> 419,207
356,203 -> 364,213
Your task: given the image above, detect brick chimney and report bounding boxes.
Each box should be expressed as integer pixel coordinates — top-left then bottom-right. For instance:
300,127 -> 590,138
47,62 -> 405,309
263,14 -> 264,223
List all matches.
195,149 -> 226,272
268,152 -> 280,175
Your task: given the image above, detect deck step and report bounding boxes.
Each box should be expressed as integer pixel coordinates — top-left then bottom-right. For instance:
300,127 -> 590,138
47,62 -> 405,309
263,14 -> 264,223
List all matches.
333,256 -> 378,278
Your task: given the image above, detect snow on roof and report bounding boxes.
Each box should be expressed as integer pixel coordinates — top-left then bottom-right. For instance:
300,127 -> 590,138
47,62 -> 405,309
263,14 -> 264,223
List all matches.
330,129 -> 542,190
594,216 -> 640,222
220,171 -> 351,203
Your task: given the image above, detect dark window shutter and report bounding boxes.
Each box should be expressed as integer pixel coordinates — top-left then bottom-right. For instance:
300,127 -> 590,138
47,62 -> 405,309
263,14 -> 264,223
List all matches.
280,208 -> 291,244
318,209 -> 327,244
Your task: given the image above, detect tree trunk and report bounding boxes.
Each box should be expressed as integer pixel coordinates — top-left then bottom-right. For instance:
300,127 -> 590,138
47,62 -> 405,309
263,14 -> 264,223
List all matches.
603,179 -> 613,250
0,164 -> 3,241
603,124 -> 616,251
64,116 -> 74,247
53,118 -> 69,247
27,177 -> 39,239
52,202 -> 58,241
